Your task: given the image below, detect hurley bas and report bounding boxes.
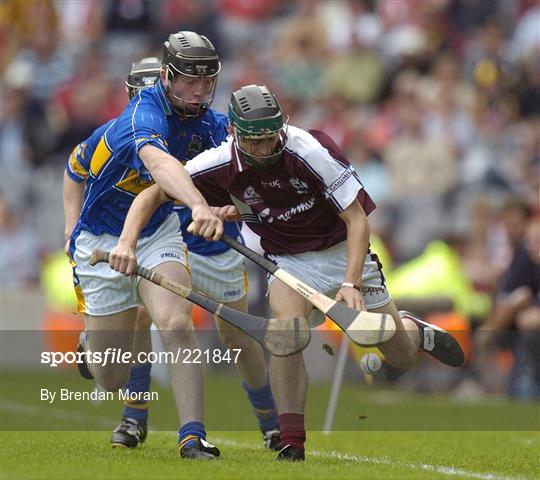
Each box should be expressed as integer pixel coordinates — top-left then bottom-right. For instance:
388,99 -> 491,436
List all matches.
40,388 -> 158,404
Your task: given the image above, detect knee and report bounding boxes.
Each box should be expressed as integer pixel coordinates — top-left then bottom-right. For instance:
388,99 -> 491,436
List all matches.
270,351 -> 304,366
156,312 -> 192,331
94,369 -> 128,392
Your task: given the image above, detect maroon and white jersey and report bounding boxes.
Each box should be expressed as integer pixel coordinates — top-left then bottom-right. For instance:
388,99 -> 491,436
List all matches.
185,126 -> 376,255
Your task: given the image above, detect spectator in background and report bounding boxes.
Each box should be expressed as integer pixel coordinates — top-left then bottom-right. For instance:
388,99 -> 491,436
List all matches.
272,1 -> 327,102
3,7 -> 74,166
420,53 -> 475,155
475,198 -> 540,397
511,216 -> 540,397
0,84 -> 33,208
383,74 -> 457,258
323,34 -> 385,105
102,0 -> 156,78
158,0 -> 222,57
311,95 -> 359,151
0,194 -> 39,288
4,17 -> 73,105
53,0 -> 103,48
506,117 -> 540,206
216,0 -> 286,58
0,0 -> 59,72
449,0 -> 499,38
104,0 -> 155,33
345,132 -> 390,207
517,60 -> 540,118
324,0 -> 383,53
49,44 -> 118,157
510,0 -> 540,62
497,198 -> 538,301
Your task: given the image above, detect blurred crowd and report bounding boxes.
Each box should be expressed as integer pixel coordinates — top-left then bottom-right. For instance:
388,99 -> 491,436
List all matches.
1,1 -> 539,394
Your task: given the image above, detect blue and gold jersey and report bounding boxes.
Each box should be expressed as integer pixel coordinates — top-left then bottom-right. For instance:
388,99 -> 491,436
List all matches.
66,120 -> 115,183
69,81 -> 241,254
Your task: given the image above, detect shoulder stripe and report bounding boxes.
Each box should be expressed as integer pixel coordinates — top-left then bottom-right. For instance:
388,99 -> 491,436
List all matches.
131,94 -> 144,148
285,147 -> 326,186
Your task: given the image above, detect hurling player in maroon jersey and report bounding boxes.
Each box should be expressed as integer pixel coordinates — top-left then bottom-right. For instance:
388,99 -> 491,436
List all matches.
112,85 -> 465,461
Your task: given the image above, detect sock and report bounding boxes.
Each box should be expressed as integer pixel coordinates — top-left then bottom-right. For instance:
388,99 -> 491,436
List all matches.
122,363 -> 151,423
242,380 -> 278,432
178,421 -> 206,449
278,413 -> 305,452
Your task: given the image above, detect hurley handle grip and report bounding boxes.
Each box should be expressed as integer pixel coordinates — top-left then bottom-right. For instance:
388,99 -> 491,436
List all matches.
89,249 -> 160,285
89,249 -> 109,266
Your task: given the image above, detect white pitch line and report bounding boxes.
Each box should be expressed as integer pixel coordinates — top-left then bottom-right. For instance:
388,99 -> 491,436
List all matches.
1,399 -> 118,427
0,402 -> 531,480
211,437 -> 529,480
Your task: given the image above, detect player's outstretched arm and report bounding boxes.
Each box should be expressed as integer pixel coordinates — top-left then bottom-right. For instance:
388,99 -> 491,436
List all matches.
63,169 -> 86,256
110,183 -> 169,276
139,144 -> 223,240
336,200 -> 370,311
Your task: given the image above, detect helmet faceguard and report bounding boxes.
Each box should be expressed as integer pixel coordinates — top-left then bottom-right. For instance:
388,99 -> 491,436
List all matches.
125,57 -> 161,100
162,31 -> 221,118
229,85 -> 288,170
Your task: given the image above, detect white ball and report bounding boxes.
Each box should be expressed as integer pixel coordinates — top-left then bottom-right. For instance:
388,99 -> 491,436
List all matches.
360,353 -> 382,374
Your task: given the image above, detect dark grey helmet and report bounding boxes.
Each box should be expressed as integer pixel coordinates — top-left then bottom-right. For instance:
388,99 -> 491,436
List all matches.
125,57 -> 161,100
162,31 -> 220,78
161,31 -> 221,117
229,85 -> 287,169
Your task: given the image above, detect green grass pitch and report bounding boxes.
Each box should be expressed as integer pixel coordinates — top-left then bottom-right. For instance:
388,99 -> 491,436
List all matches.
1,369 -> 539,479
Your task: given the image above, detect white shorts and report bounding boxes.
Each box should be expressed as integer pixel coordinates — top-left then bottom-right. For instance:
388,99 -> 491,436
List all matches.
189,247 -> 247,303
267,241 -> 391,327
72,214 -> 187,316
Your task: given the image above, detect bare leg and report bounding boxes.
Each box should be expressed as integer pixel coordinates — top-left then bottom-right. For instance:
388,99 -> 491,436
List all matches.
84,309 -> 138,391
132,306 -> 153,359
370,300 -> 419,369
109,306 -> 154,448
267,280 -> 312,413
138,261 -> 203,424
214,295 -> 267,389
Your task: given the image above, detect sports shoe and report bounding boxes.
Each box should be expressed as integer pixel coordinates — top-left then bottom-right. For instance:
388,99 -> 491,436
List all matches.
400,310 -> 465,367
76,331 -> 94,380
276,444 -> 305,461
179,437 -> 220,460
263,429 -> 280,451
111,417 -> 147,448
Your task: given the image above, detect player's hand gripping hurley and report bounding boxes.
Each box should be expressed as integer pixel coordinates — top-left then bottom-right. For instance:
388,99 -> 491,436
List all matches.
195,230 -> 396,347
90,250 -> 310,357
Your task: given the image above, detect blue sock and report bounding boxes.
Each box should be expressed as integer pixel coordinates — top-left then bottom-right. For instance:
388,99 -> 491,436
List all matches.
178,421 -> 206,448
122,363 -> 151,422
242,380 -> 278,432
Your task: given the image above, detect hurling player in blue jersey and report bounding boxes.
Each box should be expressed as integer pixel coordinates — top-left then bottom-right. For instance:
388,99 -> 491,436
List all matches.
67,32 -> 227,460
65,33 -> 278,458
